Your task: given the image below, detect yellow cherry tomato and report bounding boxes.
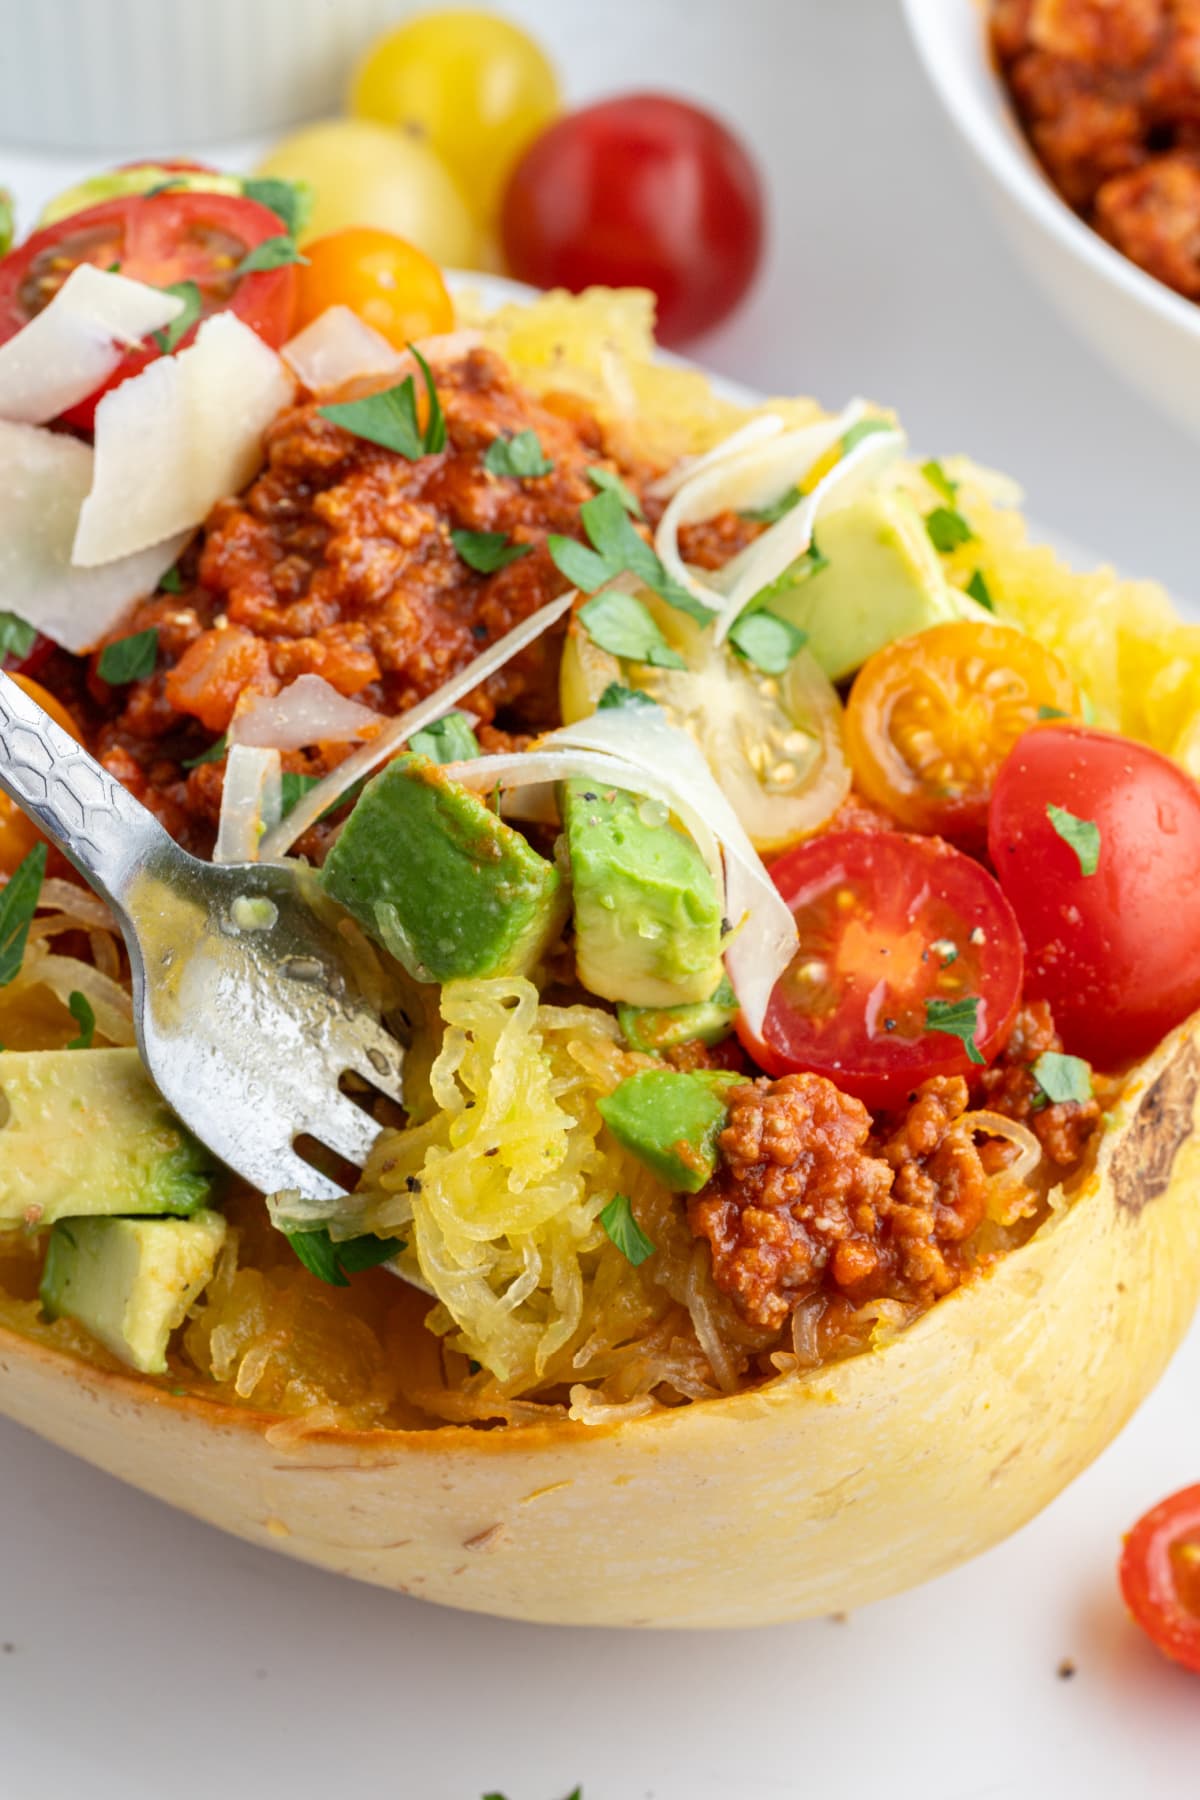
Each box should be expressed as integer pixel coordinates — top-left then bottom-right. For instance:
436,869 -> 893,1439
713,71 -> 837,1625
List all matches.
0,676 -> 83,873
293,228 -> 454,347
254,120 -> 476,267
349,9 -> 559,222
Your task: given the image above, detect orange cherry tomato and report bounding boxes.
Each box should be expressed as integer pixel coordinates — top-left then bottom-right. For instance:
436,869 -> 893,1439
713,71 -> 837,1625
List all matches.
292,227 -> 454,348
844,621 -> 1080,848
0,676 -> 84,873
1120,1484 -> 1200,1674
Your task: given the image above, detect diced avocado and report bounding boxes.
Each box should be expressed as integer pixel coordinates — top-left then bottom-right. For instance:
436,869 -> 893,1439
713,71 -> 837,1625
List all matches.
322,754 -> 566,983
407,710 -> 480,765
768,491 -> 983,681
618,975 -> 739,1055
38,165 -> 241,229
563,781 -> 724,1009
0,1049 -> 219,1230
598,1067 -> 747,1193
39,1210 -> 226,1375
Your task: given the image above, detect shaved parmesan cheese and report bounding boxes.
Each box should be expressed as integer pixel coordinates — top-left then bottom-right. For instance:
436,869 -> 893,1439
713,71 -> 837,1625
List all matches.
214,746 -> 281,866
0,420 -> 186,652
73,313 -> 294,568
0,265 -> 184,426
230,675 -> 380,751
645,412 -> 787,502
281,306 -> 404,393
444,708 -> 799,1037
259,587 -> 579,860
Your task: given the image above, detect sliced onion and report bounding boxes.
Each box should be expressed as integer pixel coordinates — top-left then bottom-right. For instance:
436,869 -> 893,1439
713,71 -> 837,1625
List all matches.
73,313 -> 294,568
959,1110 -> 1043,1182
214,745 -> 281,865
35,878 -> 116,933
229,675 -> 380,751
645,413 -> 787,502
281,305 -> 404,393
0,419 -> 187,653
0,265 -> 185,426
33,955 -> 135,1046
259,587 -> 579,860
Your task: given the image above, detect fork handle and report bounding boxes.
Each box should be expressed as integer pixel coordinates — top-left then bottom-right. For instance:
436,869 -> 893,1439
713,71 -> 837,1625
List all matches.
0,669 -> 187,914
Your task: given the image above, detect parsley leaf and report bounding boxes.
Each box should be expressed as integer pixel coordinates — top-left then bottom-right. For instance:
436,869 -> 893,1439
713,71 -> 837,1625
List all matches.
98,627 -> 158,685
0,843 -> 46,987
484,429 -> 554,479
546,535 -> 616,593
599,1193 -> 655,1266
965,568 -> 995,612
319,346 -> 444,460
233,234 -> 308,277
727,608 -> 807,675
158,564 -> 184,595
926,506 -> 975,554
182,734 -> 227,769
451,528 -> 532,574
152,279 -> 202,354
0,612 -> 37,662
286,1228 -> 407,1287
924,994 -> 985,1064
1047,802 -> 1101,875
409,710 -> 480,763
597,682 -> 659,713
240,176 -> 313,239
1031,1050 -> 1093,1106
921,458 -> 958,505
582,487 -> 711,622
279,771 -> 368,823
1037,704 -> 1068,721
842,417 -> 895,454
578,592 -> 686,669
66,990 -> 96,1050
586,464 -> 644,519
740,486 -> 802,526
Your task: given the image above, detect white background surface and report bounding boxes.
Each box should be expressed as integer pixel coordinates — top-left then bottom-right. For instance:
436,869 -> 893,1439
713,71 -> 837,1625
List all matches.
2,3 -> 1200,1797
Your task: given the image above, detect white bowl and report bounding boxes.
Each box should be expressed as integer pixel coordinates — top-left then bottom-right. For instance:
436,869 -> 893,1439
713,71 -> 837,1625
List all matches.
902,0 -> 1200,440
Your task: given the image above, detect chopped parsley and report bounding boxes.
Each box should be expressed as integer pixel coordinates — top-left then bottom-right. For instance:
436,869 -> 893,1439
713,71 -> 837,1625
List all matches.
484,429 -> 554,479
279,770 -> 368,823
586,464 -> 644,519
1031,1050 -> 1093,1107
750,539 -> 829,608
285,1228 -> 407,1287
597,682 -> 659,713
740,485 -> 802,526
965,568 -> 995,612
157,564 -> 184,595
240,176 -> 313,239
232,233 -> 309,277
548,488 -> 710,623
66,991 -> 96,1050
451,528 -> 532,574
920,458 -> 958,505
599,1194 -> 655,1266
182,734 -> 227,769
409,710 -> 481,763
97,627 -> 158,685
842,417 -> 895,454
544,534 -> 615,593
925,506 -> 975,555
1036,704 -> 1069,722
0,612 -> 37,662
1046,802 -> 1101,876
577,591 -> 685,669
0,189 -> 12,258
152,279 -> 202,354
319,344 -> 445,460
727,607 -> 807,675
0,843 -> 46,987
924,994 -> 985,1064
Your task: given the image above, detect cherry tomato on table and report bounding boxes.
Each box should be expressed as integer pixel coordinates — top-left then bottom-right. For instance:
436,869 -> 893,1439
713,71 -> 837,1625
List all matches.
0,676 -> 83,874
845,621 -> 1080,848
1120,1485 -> 1200,1674
988,725 -> 1200,1067
293,228 -> 454,348
501,93 -> 764,345
738,831 -> 1025,1109
0,191 -> 300,429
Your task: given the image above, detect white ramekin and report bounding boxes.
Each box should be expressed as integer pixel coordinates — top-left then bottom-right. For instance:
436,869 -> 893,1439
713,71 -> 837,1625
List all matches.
0,0 -> 413,151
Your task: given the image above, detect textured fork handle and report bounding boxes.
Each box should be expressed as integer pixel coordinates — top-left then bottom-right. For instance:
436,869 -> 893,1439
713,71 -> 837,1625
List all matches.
0,669 -> 185,914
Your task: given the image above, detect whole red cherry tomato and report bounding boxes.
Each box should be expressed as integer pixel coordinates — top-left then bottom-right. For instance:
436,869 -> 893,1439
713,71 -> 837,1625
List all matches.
1120,1485 -> 1200,1675
500,93 -> 764,345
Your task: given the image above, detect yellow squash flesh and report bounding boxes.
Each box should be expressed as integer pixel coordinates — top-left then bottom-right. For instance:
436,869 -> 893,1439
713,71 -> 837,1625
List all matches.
1,1018 -> 1198,1627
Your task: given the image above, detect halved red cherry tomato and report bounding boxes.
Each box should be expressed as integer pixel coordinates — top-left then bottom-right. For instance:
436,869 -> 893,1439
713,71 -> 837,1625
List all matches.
0,191 -> 299,429
1120,1485 -> 1200,1674
739,831 -> 1025,1108
845,621 -> 1080,848
988,725 -> 1200,1068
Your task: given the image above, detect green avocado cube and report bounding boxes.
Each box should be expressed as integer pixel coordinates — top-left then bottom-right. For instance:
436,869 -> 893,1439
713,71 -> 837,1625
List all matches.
322,754 -> 566,983
617,976 -> 739,1055
39,1210 -> 226,1375
0,1048 -> 219,1230
597,1067 -> 747,1193
563,781 -> 724,1009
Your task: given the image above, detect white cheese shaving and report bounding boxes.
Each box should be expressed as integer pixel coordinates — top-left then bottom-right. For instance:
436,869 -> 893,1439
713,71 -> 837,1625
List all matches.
645,412 -> 787,502
0,265 -> 185,426
230,675 -> 381,751
281,305 -> 404,394
73,312 -> 295,567
214,745 -> 281,866
0,420 -> 185,652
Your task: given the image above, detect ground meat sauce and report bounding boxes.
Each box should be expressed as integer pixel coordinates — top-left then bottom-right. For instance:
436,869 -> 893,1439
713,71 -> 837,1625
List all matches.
992,0 -> 1200,300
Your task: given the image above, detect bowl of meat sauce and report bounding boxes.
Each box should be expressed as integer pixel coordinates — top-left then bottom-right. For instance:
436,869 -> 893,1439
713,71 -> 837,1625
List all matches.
903,0 -> 1200,440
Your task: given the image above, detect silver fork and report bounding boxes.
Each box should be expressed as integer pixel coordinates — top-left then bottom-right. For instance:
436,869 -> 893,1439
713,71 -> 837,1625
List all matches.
0,671 -> 405,1200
